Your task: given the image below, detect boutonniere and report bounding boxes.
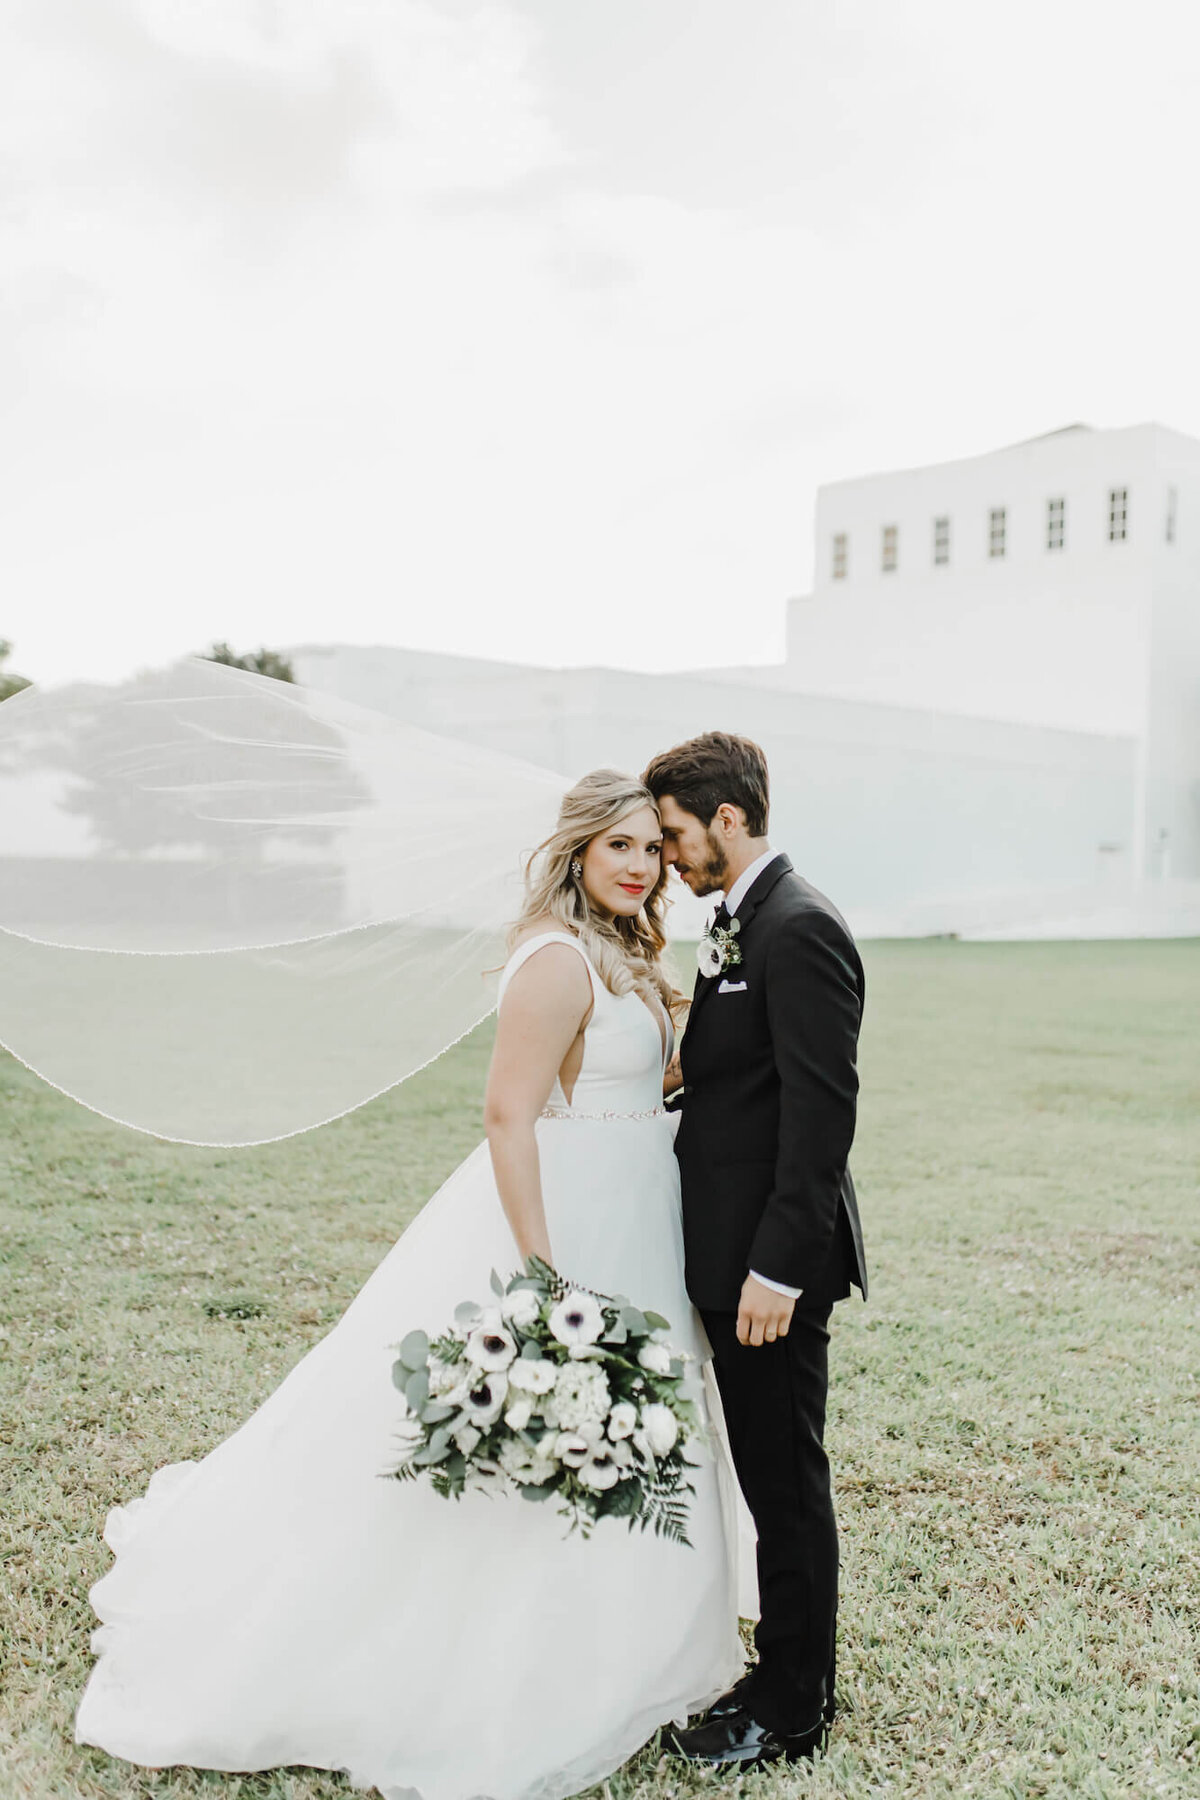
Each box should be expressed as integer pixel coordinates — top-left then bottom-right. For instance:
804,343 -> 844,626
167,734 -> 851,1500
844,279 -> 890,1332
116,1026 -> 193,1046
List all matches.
696,917 -> 741,979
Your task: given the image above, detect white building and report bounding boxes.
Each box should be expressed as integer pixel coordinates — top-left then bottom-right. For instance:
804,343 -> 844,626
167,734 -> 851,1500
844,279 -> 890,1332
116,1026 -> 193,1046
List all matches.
292,423 -> 1200,937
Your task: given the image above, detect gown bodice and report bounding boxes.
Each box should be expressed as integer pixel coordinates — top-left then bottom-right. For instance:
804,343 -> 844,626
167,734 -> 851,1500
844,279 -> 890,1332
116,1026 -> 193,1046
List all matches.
498,932 -> 672,1119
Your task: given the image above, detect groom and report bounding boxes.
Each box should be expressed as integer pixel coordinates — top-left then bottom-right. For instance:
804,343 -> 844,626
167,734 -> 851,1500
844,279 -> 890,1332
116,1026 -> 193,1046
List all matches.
643,731 -> 867,1769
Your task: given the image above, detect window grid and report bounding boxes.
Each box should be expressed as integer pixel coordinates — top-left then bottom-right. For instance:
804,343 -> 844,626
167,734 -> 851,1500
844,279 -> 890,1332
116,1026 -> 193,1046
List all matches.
832,533 -> 848,580
933,516 -> 950,566
1047,496 -> 1065,552
1108,487 -> 1128,543
988,507 -> 1007,559
1166,487 -> 1178,545
882,524 -> 898,573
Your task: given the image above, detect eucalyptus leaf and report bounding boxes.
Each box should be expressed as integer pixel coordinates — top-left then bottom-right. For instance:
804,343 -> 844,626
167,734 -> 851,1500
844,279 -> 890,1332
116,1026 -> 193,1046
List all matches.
398,1329 -> 429,1369
490,1268 -> 504,1298
604,1321 -> 629,1345
454,1301 -> 482,1328
620,1306 -> 648,1336
517,1482 -> 557,1502
413,1440 -> 451,1466
405,1369 -> 430,1412
520,1339 -> 544,1360
427,1425 -> 452,1457
643,1310 -> 670,1332
391,1360 -> 411,1391
421,1401 -> 456,1425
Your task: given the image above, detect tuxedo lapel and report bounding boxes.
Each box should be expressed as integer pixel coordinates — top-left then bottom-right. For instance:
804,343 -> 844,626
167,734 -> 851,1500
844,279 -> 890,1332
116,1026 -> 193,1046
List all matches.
733,852 -> 793,931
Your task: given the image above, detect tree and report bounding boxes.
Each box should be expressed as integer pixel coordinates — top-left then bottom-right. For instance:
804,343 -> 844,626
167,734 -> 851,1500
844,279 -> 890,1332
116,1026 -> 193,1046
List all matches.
0,638 -> 31,703
203,642 -> 296,683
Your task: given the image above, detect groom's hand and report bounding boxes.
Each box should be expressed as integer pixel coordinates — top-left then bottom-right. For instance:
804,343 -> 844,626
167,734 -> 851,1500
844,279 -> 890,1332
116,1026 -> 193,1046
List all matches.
736,1274 -> 796,1347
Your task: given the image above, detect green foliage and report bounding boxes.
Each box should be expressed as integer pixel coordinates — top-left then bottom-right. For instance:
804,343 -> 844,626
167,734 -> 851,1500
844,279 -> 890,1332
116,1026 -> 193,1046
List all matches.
0,636 -> 31,702
203,641 -> 296,682
2,943 -> 1199,1797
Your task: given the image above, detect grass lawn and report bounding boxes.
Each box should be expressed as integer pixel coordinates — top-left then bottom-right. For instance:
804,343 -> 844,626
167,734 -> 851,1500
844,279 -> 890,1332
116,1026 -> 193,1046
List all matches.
2,939 -> 1198,1799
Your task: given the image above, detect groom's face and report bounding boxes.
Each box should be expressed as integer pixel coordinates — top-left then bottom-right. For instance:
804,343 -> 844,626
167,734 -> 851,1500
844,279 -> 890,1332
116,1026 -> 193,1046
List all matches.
656,796 -> 730,897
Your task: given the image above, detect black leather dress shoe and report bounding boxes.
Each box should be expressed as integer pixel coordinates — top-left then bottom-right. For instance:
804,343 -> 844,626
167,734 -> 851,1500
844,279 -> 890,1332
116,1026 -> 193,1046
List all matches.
698,1671 -> 757,1724
668,1702 -> 828,1769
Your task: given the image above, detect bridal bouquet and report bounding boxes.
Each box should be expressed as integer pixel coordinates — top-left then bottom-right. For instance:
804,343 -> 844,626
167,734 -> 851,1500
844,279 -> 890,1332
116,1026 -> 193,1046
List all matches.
387,1258 -> 701,1544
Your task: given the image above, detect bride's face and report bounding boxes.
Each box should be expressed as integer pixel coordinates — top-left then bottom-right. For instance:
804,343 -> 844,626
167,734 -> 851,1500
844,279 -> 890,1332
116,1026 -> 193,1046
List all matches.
579,805 -> 663,918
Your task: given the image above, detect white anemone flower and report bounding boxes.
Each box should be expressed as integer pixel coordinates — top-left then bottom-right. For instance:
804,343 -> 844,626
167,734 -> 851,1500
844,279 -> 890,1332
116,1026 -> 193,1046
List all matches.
508,1358 -> 558,1395
696,937 -> 724,978
607,1400 -> 638,1440
503,1396 -> 534,1432
577,1448 -> 621,1491
641,1402 -> 679,1457
464,1324 -> 518,1372
553,1431 -> 591,1468
638,1342 -> 672,1376
548,1291 -> 605,1349
466,1459 -> 505,1494
461,1370 -> 508,1426
501,1288 -> 541,1329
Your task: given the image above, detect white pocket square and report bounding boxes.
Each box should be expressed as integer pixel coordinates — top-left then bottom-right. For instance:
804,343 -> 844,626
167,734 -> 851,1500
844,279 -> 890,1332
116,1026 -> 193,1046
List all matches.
717,979 -> 748,994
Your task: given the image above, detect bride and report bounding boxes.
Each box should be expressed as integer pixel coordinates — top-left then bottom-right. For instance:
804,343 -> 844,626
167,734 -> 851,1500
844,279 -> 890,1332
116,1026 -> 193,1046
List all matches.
74,768 -> 747,1800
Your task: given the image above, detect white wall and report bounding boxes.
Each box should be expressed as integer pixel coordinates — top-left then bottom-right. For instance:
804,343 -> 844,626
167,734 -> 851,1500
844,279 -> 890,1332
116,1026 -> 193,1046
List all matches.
790,423 -> 1171,736
292,645 -> 1137,936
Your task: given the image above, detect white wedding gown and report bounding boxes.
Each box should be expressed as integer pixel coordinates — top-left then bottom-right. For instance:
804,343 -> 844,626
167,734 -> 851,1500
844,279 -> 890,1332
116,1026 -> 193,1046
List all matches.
75,932 -> 749,1800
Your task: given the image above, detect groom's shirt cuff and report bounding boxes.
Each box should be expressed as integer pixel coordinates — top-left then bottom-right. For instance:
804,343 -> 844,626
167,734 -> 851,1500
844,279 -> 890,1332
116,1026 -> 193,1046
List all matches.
749,1269 -> 803,1300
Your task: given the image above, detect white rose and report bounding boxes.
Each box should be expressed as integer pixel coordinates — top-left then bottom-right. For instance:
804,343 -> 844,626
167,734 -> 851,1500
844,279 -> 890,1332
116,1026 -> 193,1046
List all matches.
638,1343 -> 672,1377
508,1358 -> 558,1395
501,1288 -> 542,1329
607,1401 -> 638,1440
577,1448 -> 621,1492
548,1292 -> 605,1349
498,1436 -> 557,1486
454,1423 -> 482,1456
465,1324 -> 518,1371
553,1431 -> 591,1468
428,1358 -> 467,1397
504,1396 -> 534,1432
641,1402 -> 679,1457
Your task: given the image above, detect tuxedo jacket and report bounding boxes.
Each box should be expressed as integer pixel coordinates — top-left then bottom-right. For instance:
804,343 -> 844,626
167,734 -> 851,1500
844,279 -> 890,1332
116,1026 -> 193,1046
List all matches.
673,855 -> 868,1313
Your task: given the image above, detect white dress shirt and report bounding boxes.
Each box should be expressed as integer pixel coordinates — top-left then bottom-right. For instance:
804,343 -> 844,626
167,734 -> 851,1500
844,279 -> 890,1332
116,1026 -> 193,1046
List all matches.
715,850 -> 803,1304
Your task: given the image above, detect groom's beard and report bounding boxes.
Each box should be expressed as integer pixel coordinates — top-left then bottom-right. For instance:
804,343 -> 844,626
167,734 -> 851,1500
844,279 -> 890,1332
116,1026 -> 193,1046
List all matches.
683,830 -> 731,898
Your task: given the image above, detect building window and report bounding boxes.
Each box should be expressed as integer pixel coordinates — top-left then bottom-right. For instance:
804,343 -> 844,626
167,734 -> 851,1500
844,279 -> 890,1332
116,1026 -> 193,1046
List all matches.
988,507 -> 1007,558
1166,487 -> 1178,545
882,524 -> 898,572
832,533 -> 848,580
1047,496 -> 1065,551
1108,487 -> 1128,542
933,516 -> 950,565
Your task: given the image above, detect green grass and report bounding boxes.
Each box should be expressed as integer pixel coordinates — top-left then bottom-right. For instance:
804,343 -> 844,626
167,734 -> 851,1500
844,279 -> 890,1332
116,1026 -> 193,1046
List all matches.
2,941 -> 1198,1799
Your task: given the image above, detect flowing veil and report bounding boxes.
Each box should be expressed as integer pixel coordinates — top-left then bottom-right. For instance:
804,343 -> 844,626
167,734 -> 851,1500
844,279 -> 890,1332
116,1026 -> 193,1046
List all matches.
0,659 -> 566,1144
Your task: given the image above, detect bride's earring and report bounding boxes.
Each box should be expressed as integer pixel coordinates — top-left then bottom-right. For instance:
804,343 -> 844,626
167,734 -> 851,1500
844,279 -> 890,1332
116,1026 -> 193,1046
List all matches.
571,858 -> 583,880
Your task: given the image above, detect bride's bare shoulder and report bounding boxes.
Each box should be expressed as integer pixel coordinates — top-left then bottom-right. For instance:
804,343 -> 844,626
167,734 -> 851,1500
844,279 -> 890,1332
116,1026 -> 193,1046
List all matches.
509,915 -> 576,952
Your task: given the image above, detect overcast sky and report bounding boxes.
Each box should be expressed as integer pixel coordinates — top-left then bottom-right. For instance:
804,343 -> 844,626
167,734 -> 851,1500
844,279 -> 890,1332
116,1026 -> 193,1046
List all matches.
4,0 -> 1200,688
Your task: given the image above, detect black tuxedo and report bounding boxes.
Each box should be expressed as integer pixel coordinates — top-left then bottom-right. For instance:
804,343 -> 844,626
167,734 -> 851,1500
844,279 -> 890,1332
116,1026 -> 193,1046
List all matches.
672,853 -> 867,1735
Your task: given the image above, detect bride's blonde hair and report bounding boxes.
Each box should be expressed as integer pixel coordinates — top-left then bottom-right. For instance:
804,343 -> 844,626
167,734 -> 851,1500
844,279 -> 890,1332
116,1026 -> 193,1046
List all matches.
510,770 -> 683,1017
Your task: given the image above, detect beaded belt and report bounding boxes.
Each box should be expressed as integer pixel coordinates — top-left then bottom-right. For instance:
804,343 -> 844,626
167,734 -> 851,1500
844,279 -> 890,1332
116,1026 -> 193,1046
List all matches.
539,1104 -> 668,1122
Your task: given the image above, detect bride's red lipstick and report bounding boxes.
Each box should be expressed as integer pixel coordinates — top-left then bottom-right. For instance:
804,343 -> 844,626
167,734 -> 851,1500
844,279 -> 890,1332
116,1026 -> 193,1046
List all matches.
618,883 -> 645,895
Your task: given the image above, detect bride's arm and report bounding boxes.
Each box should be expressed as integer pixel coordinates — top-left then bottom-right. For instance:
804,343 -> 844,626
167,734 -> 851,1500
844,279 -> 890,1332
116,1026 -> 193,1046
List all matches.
483,946 -> 593,1267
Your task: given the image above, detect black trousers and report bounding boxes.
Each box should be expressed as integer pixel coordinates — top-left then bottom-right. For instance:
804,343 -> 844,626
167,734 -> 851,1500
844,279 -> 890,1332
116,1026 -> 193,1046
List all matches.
701,1304 -> 839,1735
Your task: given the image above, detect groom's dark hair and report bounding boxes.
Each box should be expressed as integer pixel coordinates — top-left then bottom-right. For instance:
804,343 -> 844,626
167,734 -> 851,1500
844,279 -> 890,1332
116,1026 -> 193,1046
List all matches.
642,732 -> 770,837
